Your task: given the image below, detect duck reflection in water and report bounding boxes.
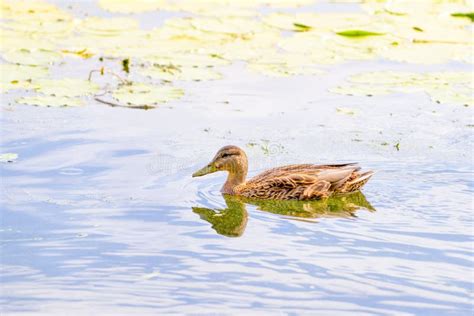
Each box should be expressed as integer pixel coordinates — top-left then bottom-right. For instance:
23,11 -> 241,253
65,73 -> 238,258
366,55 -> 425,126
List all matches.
192,192 -> 375,237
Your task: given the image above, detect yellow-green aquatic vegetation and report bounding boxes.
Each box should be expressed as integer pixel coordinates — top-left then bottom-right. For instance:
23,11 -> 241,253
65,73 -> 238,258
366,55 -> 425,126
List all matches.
451,12 -> 474,22
336,107 -> 357,115
336,30 -> 385,37
0,0 -> 472,109
0,64 -> 49,92
247,52 -> 326,77
98,0 -> 166,13
16,95 -> 84,107
0,153 -> 18,163
139,65 -> 222,81
2,48 -> 62,66
77,17 -> 140,36
61,48 -> 94,59
111,83 -> 184,107
331,71 -> 473,107
32,78 -> 100,97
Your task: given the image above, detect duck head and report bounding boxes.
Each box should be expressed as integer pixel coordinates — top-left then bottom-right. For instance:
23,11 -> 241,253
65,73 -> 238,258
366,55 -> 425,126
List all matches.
192,145 -> 248,194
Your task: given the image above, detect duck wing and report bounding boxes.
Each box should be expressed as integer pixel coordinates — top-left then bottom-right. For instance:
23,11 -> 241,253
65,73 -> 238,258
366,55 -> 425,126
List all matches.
238,166 -> 360,200
248,163 -> 359,183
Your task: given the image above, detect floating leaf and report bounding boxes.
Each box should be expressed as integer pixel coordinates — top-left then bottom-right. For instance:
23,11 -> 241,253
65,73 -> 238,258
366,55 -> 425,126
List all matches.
248,52 -> 325,77
332,71 -> 472,107
98,0 -> 165,13
112,83 -> 184,107
61,48 -> 94,59
139,65 -> 222,81
33,79 -> 100,97
0,64 -> 49,92
2,19 -> 74,37
16,96 -> 84,107
1,0 -> 72,22
144,53 -> 230,67
329,84 -> 392,96
77,17 -> 140,36
380,42 -> 472,64
248,63 -> 324,77
0,29 -> 56,51
427,86 -> 473,107
336,107 -> 356,115
293,23 -> 312,32
190,17 -> 266,35
390,15 -> 472,43
349,71 -> 421,85
0,153 -> 18,163
2,49 -> 62,66
451,12 -> 474,22
263,12 -> 370,31
336,30 -> 385,37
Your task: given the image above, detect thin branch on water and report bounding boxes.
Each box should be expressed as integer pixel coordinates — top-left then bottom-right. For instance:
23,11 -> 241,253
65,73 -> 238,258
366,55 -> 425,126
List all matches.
95,97 -> 154,110
88,69 -> 131,85
94,97 -> 122,107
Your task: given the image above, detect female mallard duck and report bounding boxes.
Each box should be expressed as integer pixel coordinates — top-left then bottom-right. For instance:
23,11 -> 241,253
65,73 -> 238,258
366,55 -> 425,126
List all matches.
192,145 -> 374,200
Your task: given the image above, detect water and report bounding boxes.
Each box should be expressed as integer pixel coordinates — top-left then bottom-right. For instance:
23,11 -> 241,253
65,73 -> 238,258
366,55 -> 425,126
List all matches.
1,1 -> 473,315
2,69 -> 472,314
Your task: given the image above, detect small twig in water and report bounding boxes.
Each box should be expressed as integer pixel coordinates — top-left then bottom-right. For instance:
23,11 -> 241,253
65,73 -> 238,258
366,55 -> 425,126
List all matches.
95,97 -> 154,110
94,97 -> 122,107
88,68 -> 131,85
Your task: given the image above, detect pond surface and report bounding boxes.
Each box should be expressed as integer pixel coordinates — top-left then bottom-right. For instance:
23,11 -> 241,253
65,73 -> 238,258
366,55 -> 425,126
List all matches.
1,1 -> 473,315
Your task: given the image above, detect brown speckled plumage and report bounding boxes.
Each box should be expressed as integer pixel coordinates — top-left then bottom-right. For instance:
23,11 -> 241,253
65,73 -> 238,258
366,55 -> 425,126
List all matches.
192,145 -> 374,200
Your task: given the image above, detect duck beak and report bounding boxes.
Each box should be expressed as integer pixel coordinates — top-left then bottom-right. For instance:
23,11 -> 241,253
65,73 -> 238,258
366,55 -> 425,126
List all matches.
192,163 -> 217,177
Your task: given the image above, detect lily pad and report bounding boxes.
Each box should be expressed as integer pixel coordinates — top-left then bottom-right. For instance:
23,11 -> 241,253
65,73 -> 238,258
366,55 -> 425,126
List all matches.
349,71 -> 422,85
112,83 -> 184,107
1,19 -> 74,37
33,79 -> 100,97
77,17 -> 140,36
2,49 -> 62,66
0,64 -> 49,92
0,153 -> 18,163
1,0 -> 70,22
329,84 -> 393,97
248,52 -> 326,77
190,17 -> 267,35
144,53 -> 230,67
16,96 -> 84,107
98,0 -> 165,13
248,63 -> 324,77
380,42 -> 472,64
0,29 -> 56,52
332,71 -> 472,106
263,12 -> 370,31
139,65 -> 222,81
427,86 -> 473,107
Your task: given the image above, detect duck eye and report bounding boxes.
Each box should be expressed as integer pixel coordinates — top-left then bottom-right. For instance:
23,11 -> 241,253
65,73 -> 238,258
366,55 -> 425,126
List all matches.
221,153 -> 230,158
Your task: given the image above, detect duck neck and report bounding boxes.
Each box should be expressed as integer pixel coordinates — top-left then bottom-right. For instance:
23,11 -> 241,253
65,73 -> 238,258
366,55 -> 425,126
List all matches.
221,166 -> 247,195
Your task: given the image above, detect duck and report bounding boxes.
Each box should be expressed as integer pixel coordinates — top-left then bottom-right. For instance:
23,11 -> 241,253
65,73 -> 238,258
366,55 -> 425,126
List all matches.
192,145 -> 374,200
